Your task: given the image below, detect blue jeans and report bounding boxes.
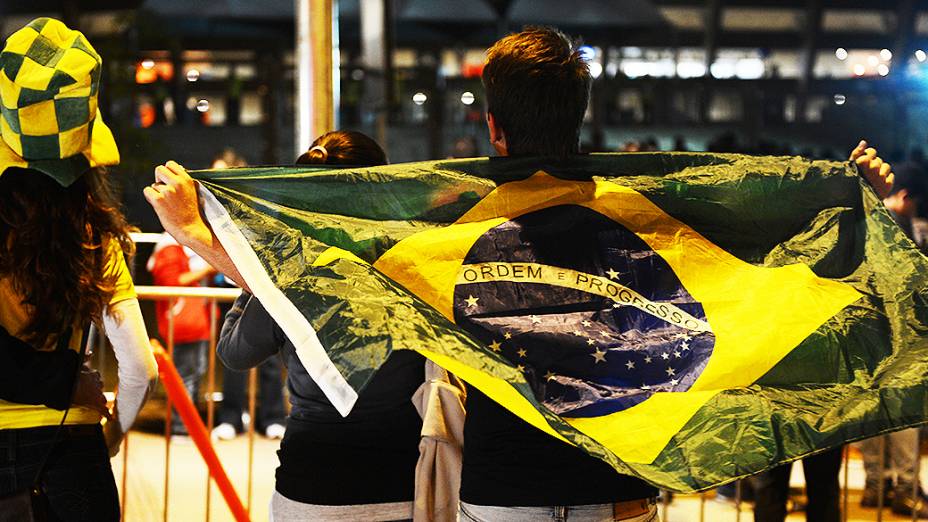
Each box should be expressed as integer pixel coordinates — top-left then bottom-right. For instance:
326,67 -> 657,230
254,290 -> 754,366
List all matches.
858,428 -> 919,489
216,355 -> 286,432
0,424 -> 119,521
459,502 -> 659,522
171,340 -> 208,434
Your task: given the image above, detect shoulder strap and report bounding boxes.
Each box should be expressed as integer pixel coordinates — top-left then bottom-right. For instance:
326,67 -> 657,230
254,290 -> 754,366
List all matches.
30,323 -> 92,488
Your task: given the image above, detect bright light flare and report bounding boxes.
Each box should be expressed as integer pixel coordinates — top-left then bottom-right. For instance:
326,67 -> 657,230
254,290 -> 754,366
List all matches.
578,45 -> 596,62
676,62 -> 706,79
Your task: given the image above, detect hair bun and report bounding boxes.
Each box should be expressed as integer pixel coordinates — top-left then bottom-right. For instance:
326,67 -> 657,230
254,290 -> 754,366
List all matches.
309,145 -> 328,162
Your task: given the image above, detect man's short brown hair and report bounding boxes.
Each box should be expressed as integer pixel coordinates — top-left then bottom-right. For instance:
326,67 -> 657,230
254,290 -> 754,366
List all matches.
482,27 -> 591,157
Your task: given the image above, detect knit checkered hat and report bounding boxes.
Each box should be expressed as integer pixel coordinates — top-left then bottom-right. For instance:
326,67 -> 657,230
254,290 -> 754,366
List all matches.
0,17 -> 119,186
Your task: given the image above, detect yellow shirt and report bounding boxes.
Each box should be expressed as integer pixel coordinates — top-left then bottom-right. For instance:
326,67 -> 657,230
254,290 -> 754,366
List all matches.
0,239 -> 136,429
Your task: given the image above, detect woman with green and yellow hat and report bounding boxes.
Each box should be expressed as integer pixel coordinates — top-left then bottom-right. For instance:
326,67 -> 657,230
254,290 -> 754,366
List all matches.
0,18 -> 157,520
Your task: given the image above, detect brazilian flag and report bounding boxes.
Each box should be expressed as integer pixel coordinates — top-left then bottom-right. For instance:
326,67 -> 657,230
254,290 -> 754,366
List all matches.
195,153 -> 928,492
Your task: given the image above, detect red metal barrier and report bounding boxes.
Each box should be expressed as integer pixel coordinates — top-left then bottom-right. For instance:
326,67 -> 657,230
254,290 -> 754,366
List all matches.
151,339 -> 251,522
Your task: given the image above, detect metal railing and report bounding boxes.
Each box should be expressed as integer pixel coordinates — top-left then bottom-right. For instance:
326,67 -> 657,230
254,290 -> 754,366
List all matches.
123,285 -> 254,522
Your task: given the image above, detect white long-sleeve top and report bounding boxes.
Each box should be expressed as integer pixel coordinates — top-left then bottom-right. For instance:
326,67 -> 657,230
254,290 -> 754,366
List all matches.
102,297 -> 158,455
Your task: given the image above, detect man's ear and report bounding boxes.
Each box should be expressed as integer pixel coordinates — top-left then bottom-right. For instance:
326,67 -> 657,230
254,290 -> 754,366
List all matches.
486,112 -> 508,156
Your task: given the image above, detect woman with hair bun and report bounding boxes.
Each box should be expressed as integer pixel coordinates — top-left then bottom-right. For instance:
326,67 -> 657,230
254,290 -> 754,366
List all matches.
216,130 -> 424,521
296,130 -> 389,167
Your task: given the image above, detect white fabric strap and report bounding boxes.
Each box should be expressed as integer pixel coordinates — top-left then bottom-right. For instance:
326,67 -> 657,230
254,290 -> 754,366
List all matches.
198,185 -> 359,416
102,297 -> 158,452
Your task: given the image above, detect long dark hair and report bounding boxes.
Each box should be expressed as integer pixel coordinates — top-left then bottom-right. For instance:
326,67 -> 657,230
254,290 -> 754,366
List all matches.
296,130 -> 388,167
0,167 -> 135,346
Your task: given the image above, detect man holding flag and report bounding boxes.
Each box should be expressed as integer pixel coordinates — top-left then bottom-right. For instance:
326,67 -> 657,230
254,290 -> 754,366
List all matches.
448,27 -> 893,522
146,26 -> 901,522
455,28 -> 661,521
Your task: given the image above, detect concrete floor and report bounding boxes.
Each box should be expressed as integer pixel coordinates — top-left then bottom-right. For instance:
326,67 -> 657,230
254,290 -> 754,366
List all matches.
109,430 -> 927,522
111,430 -> 279,522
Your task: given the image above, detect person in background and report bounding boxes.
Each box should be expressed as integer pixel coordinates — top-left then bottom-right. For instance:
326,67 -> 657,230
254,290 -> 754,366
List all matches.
641,136 -> 660,152
147,233 -> 216,436
0,18 -> 157,520
144,130 -> 422,521
451,136 -> 480,158
206,150 -> 288,441
858,428 -> 928,517
751,448 -> 843,522
210,147 -> 247,170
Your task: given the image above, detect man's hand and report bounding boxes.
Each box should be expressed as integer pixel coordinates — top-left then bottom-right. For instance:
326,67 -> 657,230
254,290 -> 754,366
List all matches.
72,367 -> 112,420
850,140 -> 894,199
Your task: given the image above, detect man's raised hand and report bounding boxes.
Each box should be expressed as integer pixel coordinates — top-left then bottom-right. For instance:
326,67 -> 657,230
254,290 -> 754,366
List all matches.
850,140 -> 894,199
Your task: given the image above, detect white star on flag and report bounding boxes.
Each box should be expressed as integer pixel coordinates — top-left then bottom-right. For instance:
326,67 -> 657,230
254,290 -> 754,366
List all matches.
666,367 -> 676,376
606,268 -> 620,279
591,349 -> 607,363
488,340 -> 501,352
625,360 -> 635,370
465,295 -> 480,308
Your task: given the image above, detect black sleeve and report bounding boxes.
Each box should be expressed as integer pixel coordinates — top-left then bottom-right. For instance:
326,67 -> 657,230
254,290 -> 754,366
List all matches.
217,291 -> 284,371
0,326 -> 79,410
